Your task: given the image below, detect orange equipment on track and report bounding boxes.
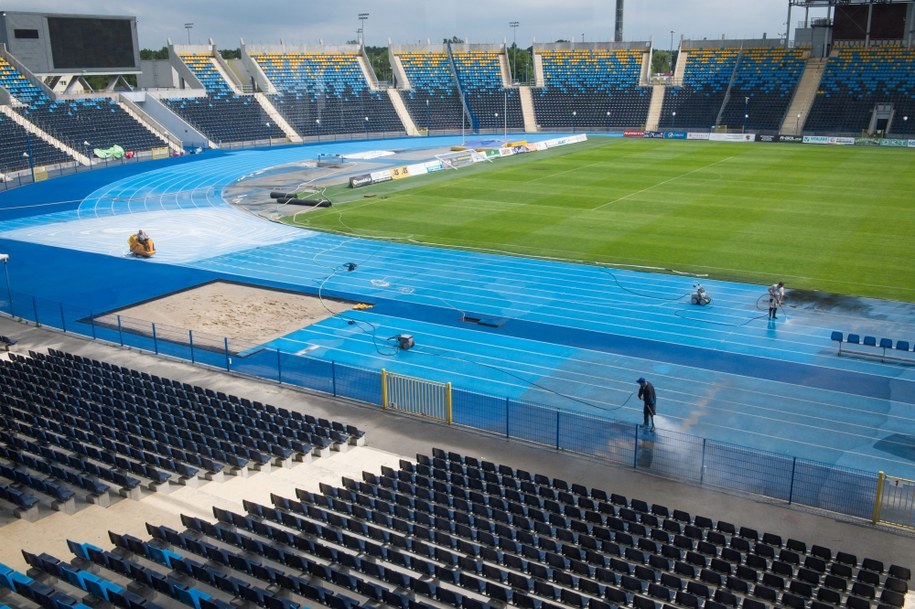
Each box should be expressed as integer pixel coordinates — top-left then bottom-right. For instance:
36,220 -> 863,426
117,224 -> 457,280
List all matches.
128,233 -> 156,257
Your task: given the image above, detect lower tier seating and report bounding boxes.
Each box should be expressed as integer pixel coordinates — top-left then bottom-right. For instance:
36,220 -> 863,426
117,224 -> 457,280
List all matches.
3,447 -> 907,609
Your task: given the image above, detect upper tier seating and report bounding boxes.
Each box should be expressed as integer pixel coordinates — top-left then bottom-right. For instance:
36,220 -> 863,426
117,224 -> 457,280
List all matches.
534,49 -> 651,130
806,46 -> 915,135
398,51 -> 465,131
659,47 -> 740,130
451,50 -> 523,132
0,57 -> 168,153
165,54 -> 284,144
253,51 -> 403,137
0,57 -> 46,106
717,48 -> 806,132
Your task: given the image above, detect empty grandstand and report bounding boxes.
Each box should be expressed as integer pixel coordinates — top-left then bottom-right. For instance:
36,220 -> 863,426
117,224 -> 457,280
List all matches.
251,47 -> 403,138
1,3 -> 914,186
163,51 -> 284,145
533,45 -> 651,131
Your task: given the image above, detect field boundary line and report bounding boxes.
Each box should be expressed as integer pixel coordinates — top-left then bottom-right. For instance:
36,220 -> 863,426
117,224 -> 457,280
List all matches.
594,155 -> 736,211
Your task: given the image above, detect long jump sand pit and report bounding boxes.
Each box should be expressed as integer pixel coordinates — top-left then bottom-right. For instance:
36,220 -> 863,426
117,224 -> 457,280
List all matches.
95,281 -> 353,351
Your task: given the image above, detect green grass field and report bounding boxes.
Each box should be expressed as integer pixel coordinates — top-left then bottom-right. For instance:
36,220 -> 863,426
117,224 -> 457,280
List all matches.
289,138 -> 915,301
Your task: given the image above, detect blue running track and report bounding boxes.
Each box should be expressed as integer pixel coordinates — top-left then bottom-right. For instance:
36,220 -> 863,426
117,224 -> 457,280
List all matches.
1,135 -> 914,480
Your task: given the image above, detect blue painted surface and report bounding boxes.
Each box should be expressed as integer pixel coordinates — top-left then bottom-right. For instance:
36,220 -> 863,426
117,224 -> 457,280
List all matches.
1,135 -> 914,480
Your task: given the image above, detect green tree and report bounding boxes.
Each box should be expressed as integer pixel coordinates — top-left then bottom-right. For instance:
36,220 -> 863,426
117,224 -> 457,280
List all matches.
507,45 -> 533,84
139,47 -> 169,60
650,50 -> 677,75
362,46 -> 391,83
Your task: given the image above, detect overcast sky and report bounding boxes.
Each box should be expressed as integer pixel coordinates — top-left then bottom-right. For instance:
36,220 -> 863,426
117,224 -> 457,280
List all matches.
6,1 -> 823,49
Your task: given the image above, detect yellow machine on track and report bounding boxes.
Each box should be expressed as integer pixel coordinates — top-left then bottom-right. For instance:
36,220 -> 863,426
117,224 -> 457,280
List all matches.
128,231 -> 156,257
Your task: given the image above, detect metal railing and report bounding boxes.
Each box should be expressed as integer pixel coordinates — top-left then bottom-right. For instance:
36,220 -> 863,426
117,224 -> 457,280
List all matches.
873,472 -> 915,529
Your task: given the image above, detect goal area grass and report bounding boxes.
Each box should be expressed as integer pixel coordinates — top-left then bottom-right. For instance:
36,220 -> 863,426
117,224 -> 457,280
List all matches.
287,138 -> 915,302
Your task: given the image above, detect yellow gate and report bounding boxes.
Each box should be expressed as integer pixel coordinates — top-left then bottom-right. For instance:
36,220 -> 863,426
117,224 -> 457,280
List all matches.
872,471 -> 915,529
381,369 -> 452,424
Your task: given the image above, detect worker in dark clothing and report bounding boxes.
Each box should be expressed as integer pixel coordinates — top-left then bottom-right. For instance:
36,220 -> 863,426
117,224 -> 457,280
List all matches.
637,377 -> 656,432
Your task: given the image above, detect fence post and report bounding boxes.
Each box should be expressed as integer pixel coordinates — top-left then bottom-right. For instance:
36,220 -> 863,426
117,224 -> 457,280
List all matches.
788,457 -> 797,504
277,348 -> 282,384
90,311 -> 97,339
555,409 -> 560,450
871,471 -> 885,525
224,337 -> 230,371
189,330 -> 195,364
633,426 -> 640,468
505,397 -> 510,438
117,315 -> 124,346
152,323 -> 159,354
32,296 -> 39,326
381,368 -> 387,407
700,438 -> 707,484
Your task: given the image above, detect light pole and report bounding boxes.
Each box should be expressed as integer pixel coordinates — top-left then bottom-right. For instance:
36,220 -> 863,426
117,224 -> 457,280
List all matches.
671,111 -> 676,129
669,30 -> 676,71
315,119 -> 321,142
84,141 -> 92,168
23,129 -> 35,183
743,96 -> 749,133
425,98 -> 430,135
796,112 -> 801,134
904,116 -> 909,135
461,93 -> 466,145
358,13 -> 369,47
266,122 -> 271,146
572,110 -> 577,133
509,21 -> 519,83
0,254 -> 11,315
22,153 -> 33,183
364,116 -> 369,138
494,112 -> 499,135
184,22 -> 194,45
503,90 -> 508,139
606,111 -> 611,132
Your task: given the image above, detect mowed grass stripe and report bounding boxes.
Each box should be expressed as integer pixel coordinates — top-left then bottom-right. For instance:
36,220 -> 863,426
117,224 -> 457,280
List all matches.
295,139 -> 915,301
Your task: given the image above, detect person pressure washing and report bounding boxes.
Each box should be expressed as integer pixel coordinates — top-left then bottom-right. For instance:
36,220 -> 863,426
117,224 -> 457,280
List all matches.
637,377 -> 656,432
768,281 -> 785,320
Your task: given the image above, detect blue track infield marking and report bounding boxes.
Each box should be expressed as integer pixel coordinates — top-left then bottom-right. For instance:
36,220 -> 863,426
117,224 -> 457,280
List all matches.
190,233 -> 915,381
358,297 -> 915,404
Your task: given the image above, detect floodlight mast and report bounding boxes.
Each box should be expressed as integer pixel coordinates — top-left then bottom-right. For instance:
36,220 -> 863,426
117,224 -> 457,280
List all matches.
509,21 -> 519,83
358,13 -> 369,47
615,0 -> 624,42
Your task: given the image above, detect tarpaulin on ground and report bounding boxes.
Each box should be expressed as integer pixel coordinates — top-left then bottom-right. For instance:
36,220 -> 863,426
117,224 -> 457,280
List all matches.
92,145 -> 126,159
